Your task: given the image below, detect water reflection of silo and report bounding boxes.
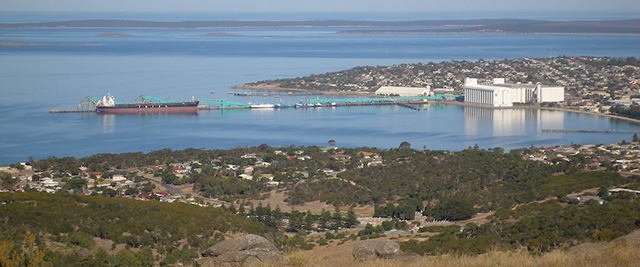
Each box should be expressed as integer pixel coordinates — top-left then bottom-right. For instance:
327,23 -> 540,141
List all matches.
464,106 -> 528,136
464,106 -> 492,135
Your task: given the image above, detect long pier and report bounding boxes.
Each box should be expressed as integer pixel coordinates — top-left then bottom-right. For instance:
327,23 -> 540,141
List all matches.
52,94 -> 461,112
49,109 -> 96,113
542,129 -> 640,134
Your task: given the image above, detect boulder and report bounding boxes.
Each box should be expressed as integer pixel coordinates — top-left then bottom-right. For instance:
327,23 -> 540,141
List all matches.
199,234 -> 285,266
567,242 -> 607,256
352,239 -> 402,261
611,230 -> 640,248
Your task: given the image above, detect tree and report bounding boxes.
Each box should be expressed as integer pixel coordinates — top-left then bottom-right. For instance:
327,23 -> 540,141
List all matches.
161,173 -> 178,184
332,206 -> 343,230
328,140 -> 336,146
319,208 -> 331,230
103,188 -> 117,197
136,247 -> 154,267
0,233 -> 45,267
398,141 -> 411,150
633,133 -> 639,142
345,206 -> 359,228
303,211 -> 314,231
429,199 -> 475,221
114,249 -> 141,267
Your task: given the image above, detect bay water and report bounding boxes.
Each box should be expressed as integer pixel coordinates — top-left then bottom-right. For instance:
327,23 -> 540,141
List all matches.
1,12 -> 640,164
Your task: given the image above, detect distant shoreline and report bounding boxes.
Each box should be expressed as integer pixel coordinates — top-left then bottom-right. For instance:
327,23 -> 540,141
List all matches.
0,42 -> 101,46
1,18 -> 638,35
336,31 -> 640,36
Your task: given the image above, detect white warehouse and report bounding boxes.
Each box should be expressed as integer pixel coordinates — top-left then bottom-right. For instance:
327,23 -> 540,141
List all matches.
375,86 -> 431,97
464,78 -> 564,107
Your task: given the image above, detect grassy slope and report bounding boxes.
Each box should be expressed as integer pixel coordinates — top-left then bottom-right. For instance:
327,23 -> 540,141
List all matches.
280,232 -> 640,267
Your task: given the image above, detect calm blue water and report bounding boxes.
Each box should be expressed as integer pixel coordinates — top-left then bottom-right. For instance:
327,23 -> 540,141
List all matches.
1,11 -> 639,23
1,12 -> 640,164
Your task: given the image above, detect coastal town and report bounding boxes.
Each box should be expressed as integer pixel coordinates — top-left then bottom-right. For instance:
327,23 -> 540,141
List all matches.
237,56 -> 640,116
3,56 -> 640,225
2,139 -> 639,214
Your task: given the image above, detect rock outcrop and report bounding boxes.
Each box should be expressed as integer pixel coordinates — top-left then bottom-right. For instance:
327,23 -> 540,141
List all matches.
567,242 -> 607,256
611,230 -> 640,248
352,239 -> 402,261
198,234 -> 285,266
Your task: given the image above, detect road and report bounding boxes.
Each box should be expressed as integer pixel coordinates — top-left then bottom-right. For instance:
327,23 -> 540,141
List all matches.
144,174 -> 235,208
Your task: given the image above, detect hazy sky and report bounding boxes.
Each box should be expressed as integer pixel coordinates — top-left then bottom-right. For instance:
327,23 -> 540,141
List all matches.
3,0 -> 640,13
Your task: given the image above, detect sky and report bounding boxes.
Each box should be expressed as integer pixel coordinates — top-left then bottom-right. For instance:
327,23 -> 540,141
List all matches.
2,0 -> 640,13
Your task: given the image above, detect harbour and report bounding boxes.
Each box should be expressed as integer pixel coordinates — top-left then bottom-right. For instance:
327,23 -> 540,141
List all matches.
3,16 -> 640,164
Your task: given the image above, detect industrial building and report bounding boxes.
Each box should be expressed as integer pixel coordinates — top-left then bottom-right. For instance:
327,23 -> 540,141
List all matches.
464,78 -> 564,107
375,86 -> 431,97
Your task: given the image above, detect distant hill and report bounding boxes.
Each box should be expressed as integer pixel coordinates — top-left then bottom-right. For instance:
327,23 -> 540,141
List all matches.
1,19 -> 638,34
337,19 -> 640,34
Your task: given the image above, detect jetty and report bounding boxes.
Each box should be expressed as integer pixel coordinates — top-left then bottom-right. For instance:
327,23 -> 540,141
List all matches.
542,129 -> 640,134
49,109 -> 95,113
52,94 -> 460,113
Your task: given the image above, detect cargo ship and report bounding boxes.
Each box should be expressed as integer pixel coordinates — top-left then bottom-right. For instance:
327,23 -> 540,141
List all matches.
96,94 -> 199,114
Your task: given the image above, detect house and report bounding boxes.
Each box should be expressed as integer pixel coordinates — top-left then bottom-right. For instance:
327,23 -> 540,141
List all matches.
331,150 -> 351,162
260,174 -> 274,181
172,166 -> 189,174
146,165 -> 162,171
358,151 -> 380,159
586,162 -> 602,170
239,174 -> 253,180
111,175 -> 127,182
256,161 -> 272,167
87,172 -> 103,179
242,166 -> 254,174
40,178 -> 59,187
367,160 -> 383,167
609,188 -> 640,196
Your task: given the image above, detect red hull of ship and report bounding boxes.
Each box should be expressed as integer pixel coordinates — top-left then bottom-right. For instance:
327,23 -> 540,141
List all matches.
96,102 -> 199,114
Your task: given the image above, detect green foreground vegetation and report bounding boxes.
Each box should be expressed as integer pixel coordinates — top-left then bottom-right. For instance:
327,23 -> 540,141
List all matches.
1,143 -> 640,265
404,194 -> 640,255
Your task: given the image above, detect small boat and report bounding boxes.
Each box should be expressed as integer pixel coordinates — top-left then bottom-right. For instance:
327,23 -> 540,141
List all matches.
250,103 -> 275,109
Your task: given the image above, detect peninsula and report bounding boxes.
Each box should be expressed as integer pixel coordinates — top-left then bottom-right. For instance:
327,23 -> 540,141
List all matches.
234,56 -> 640,120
